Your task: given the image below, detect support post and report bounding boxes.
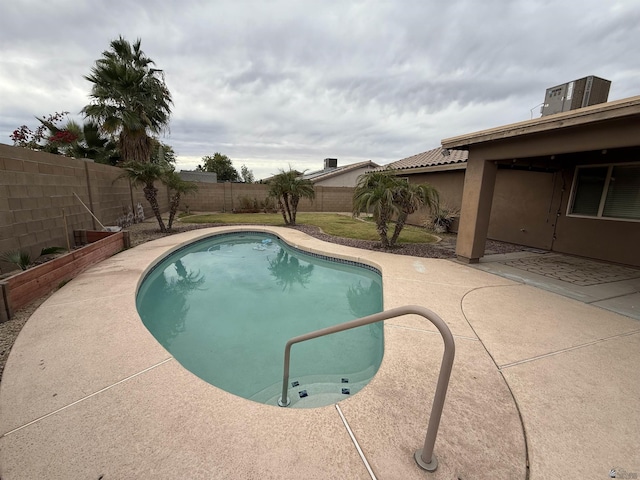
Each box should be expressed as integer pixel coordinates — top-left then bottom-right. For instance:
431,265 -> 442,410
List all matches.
455,156 -> 497,263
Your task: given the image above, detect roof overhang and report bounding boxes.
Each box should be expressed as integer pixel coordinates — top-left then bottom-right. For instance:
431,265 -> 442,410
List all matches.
442,95 -> 640,150
393,162 -> 467,175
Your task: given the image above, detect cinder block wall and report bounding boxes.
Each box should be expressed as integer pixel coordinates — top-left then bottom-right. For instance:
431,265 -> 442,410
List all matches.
0,144 -> 169,272
1,143 -> 354,273
182,183 -> 354,213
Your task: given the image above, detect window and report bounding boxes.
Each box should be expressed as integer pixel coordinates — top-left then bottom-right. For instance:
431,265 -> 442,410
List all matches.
569,164 -> 640,221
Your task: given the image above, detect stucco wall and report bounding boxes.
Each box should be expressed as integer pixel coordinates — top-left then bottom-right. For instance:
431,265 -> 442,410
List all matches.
487,169 -> 557,249
552,164 -> 639,266
406,170 -> 465,208
402,162 -> 639,266
402,169 -> 465,228
313,167 -> 371,187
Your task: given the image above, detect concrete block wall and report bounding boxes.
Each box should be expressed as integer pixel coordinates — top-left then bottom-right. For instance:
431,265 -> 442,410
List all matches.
185,183 -> 354,213
1,145 -> 93,265
304,186 -> 355,212
0,144 -> 169,273
1,142 -> 353,273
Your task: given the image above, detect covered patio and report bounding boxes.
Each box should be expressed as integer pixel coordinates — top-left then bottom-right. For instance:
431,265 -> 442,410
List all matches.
443,95 -> 640,268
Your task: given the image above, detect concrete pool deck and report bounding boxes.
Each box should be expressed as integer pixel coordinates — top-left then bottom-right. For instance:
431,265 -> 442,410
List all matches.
1,226 -> 638,479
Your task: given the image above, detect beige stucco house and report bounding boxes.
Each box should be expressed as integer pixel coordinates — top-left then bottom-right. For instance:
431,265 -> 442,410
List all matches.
381,95 -> 640,267
302,159 -> 380,187
445,95 -> 639,267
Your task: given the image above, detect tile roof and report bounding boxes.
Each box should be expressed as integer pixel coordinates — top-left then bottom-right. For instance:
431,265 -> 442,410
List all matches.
302,160 -> 380,182
375,147 -> 467,171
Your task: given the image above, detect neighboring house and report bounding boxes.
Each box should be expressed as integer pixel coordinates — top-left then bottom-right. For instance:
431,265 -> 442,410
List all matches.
179,170 -> 217,183
442,95 -> 640,267
302,158 -> 380,187
375,147 -> 468,216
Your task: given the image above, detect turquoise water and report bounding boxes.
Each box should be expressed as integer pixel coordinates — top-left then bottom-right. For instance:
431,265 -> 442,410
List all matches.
136,232 -> 383,407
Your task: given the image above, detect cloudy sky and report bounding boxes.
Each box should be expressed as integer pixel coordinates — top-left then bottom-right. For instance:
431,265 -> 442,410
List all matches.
1,1 -> 639,180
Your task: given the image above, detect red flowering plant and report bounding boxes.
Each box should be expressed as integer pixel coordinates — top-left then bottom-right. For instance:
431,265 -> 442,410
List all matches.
10,111 -> 73,152
48,130 -> 78,144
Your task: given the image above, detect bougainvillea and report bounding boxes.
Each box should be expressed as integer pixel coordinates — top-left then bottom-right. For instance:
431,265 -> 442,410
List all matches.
48,130 -> 78,144
10,111 -> 70,149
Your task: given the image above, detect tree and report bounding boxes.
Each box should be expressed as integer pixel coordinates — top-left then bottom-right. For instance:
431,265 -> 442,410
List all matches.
352,169 -> 439,248
69,121 -> 120,164
82,36 -> 172,164
352,170 -> 398,248
389,182 -> 439,246
163,171 -> 198,230
117,161 -> 168,232
150,139 -> 176,167
240,164 -> 255,183
267,168 -> 315,226
197,153 -> 239,182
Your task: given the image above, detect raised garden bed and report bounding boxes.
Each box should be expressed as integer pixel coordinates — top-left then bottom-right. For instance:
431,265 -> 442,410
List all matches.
0,231 -> 130,322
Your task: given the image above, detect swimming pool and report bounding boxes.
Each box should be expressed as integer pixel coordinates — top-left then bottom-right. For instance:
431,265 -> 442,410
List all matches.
136,231 -> 384,407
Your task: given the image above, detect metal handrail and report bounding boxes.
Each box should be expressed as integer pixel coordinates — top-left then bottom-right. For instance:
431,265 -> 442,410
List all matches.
277,305 -> 455,472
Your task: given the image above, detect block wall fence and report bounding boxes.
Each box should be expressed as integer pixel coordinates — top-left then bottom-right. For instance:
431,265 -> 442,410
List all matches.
0,144 -> 170,272
1,144 -> 355,273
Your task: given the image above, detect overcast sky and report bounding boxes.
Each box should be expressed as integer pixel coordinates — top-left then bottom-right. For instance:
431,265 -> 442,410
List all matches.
1,1 -> 639,180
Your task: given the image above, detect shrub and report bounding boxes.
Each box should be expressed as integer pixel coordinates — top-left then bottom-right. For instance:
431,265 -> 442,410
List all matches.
427,204 -> 460,233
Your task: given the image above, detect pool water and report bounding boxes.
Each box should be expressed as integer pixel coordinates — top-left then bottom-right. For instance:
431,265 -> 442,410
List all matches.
136,232 -> 384,407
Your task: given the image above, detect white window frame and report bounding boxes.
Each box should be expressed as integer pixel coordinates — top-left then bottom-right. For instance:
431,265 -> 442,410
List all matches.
567,162 -> 640,223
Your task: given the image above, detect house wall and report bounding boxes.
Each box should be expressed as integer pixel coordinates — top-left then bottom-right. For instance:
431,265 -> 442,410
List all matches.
487,169 -> 557,249
0,144 -> 170,273
404,169 -> 465,227
551,153 -> 640,266
454,113 -> 640,264
402,158 -> 639,266
313,167 -> 372,187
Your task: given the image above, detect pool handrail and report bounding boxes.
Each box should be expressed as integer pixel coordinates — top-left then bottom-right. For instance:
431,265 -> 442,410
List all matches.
277,305 -> 455,473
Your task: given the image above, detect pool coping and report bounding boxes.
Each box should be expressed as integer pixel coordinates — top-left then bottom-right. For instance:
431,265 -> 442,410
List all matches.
1,226 -> 638,479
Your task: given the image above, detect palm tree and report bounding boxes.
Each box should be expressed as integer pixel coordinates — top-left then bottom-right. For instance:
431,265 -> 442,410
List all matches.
267,248 -> 314,291
163,171 -> 198,230
389,182 -> 439,246
352,170 -> 399,248
82,36 -> 172,164
64,120 -> 119,164
267,168 -> 315,226
353,169 -> 439,248
117,162 -> 167,232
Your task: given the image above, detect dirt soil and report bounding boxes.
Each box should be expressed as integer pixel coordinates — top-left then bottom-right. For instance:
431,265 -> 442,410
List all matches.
0,217 -> 530,382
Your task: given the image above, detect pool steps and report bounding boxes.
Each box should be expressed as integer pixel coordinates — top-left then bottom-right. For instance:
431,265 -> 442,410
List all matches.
249,366 -> 377,408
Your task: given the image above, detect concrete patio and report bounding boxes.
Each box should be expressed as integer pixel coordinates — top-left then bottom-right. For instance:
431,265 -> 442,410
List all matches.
0,226 -> 638,479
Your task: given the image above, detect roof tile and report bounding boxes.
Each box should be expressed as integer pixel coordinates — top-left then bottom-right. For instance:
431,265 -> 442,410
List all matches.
377,147 -> 467,171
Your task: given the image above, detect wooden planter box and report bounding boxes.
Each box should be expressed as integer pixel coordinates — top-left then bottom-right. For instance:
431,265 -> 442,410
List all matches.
0,231 -> 130,322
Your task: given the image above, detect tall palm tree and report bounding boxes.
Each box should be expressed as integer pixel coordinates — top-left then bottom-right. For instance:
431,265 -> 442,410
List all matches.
267,168 -> 315,226
389,182 -> 439,246
352,170 -> 399,248
163,171 -> 198,230
82,36 -> 172,164
117,162 -> 167,232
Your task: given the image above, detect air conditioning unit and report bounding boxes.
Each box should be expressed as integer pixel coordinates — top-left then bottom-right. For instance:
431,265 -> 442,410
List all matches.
324,158 -> 338,169
541,76 -> 611,117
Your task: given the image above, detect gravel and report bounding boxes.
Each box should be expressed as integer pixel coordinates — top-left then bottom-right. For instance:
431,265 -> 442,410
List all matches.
0,217 -> 530,382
